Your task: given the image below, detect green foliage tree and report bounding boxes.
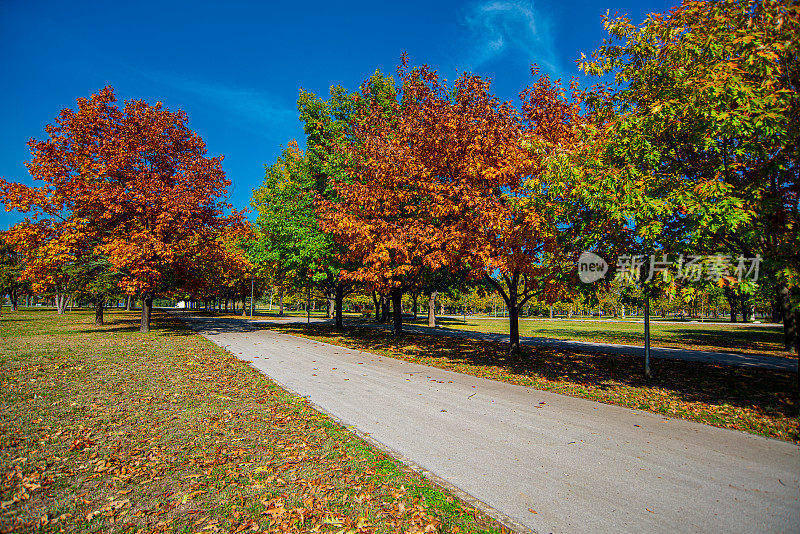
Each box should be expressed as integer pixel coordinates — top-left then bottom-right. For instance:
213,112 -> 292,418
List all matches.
0,235 -> 27,312
250,142 -> 357,326
63,255 -> 121,325
296,73 -> 398,329
579,0 -> 799,352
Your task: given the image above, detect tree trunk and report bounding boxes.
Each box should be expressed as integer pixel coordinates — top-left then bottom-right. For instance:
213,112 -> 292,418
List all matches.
381,295 -> 390,323
428,291 -> 438,328
508,299 -> 520,354
140,292 -> 153,332
391,290 -> 403,335
327,291 -> 335,319
741,299 -> 750,322
644,296 -> 651,378
278,286 -> 285,316
9,291 -> 19,312
372,290 -> 381,321
334,283 -> 345,330
412,292 -> 418,320
125,294 -> 132,311
779,284 -> 797,352
94,297 -> 105,326
306,287 -> 311,323
56,292 -> 69,314
549,305 -> 553,319
728,294 -> 738,322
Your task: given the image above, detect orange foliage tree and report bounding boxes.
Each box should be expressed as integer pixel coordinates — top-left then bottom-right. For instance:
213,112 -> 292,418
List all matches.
0,87 -> 245,331
317,65 -> 466,334
180,225 -> 254,312
319,60 -> 589,349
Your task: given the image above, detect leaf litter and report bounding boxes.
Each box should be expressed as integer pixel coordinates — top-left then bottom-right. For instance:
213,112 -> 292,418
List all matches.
0,309 -> 508,533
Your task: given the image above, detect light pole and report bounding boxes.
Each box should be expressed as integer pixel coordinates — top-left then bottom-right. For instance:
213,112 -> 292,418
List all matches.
644,295 -> 651,377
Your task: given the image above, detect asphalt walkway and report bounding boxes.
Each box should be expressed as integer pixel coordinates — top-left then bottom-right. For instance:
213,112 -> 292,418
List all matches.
180,314 -> 799,534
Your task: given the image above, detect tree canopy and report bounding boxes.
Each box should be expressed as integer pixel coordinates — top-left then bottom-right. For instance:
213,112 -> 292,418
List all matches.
579,0 -> 799,349
0,87 -> 246,330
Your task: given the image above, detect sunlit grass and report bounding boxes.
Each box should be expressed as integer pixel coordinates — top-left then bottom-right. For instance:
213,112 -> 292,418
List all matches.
406,316 -> 791,358
0,309 -> 506,533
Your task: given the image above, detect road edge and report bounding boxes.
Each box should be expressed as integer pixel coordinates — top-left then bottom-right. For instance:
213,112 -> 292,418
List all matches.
176,313 -> 535,533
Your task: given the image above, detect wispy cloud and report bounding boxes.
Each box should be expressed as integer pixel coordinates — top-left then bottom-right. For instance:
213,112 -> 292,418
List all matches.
164,76 -> 296,127
463,1 -> 559,76
127,65 -> 296,132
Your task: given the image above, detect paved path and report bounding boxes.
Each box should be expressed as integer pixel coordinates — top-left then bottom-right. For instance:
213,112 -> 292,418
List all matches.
439,315 -> 783,327
219,314 -> 796,372
180,314 -> 799,534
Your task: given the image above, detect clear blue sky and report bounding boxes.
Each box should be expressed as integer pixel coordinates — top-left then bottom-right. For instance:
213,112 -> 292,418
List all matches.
0,0 -> 672,229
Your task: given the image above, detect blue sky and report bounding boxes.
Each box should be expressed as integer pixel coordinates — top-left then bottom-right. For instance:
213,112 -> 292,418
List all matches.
0,0 -> 672,229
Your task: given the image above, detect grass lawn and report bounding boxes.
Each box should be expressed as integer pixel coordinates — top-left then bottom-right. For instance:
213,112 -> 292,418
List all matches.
408,317 -> 792,358
266,322 -> 799,443
0,309 -> 506,533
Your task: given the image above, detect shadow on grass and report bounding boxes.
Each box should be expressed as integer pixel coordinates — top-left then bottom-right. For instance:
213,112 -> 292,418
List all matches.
520,326 -> 784,353
0,314 -> 44,322
76,310 -> 198,337
269,322 -> 798,434
409,317 -> 788,356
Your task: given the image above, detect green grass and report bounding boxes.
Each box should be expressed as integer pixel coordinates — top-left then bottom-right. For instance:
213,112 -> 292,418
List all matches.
408,316 -> 791,358
0,309 -> 507,534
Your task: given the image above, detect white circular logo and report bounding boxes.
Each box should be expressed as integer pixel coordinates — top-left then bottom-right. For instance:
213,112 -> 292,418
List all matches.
578,251 -> 608,283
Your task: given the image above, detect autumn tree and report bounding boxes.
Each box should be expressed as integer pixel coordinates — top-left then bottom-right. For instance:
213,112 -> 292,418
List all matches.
181,225 -> 253,313
579,0 -> 800,352
0,87 -> 244,331
1,217 -> 86,314
318,60 -> 590,349
317,64 -> 470,335
469,72 -> 596,353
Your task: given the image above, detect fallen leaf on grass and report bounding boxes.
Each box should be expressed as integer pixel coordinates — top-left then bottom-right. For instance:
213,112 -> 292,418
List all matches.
184,490 -> 207,501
